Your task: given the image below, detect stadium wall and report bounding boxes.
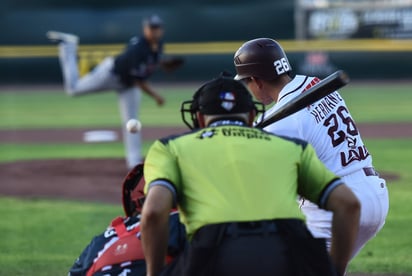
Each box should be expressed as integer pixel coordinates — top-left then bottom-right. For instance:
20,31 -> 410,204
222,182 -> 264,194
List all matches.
0,0 -> 411,83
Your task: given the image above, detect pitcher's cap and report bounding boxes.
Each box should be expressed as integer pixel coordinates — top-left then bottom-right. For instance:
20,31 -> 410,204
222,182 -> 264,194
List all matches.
143,15 -> 163,28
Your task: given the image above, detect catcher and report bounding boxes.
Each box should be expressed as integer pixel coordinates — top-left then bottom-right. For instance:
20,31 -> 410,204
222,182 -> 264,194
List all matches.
68,163 -> 186,276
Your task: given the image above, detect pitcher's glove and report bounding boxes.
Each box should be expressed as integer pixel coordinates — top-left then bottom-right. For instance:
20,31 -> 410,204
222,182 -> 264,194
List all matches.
161,57 -> 185,72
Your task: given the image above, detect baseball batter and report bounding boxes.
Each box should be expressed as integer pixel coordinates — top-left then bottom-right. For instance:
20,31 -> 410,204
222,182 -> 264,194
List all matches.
47,15 -> 182,169
234,38 -> 389,263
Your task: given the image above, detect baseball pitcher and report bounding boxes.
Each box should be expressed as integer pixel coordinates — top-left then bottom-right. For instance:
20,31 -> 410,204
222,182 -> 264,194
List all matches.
234,38 -> 389,271
47,15 -> 183,168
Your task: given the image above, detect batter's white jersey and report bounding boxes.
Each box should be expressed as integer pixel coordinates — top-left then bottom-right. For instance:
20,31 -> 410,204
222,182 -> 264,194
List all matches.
263,75 -> 389,260
264,75 -> 372,177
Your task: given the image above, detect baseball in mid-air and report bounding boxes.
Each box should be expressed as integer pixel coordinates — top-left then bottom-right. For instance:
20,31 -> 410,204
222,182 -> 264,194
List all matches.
126,119 -> 142,133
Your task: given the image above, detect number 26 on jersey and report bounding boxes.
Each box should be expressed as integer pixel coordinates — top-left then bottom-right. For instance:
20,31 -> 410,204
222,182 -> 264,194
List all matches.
274,58 -> 290,75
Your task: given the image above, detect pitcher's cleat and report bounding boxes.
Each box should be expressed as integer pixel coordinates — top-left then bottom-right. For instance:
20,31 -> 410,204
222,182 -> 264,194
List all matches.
46,31 -> 79,44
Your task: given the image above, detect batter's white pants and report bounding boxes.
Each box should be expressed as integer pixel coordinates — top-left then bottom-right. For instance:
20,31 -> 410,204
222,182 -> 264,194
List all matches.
58,41 -> 142,168
301,169 -> 389,259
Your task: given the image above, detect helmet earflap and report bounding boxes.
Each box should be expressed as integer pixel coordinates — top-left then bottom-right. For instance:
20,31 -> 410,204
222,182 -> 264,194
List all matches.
180,84 -> 205,130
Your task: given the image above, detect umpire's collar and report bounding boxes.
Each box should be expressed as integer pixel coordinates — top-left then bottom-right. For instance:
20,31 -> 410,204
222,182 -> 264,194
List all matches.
208,120 -> 246,127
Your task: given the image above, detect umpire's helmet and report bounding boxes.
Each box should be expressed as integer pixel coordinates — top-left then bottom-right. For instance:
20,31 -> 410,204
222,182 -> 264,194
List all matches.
234,38 -> 292,81
180,75 -> 265,129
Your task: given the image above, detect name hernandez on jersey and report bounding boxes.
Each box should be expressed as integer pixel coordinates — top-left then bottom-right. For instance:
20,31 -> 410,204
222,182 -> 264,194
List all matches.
264,75 -> 372,176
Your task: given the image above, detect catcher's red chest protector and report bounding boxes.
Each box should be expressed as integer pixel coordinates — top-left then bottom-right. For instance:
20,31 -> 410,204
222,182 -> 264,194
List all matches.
86,217 -> 144,276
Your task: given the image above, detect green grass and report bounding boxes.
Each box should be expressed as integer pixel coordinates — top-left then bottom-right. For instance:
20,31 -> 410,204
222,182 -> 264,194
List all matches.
0,88 -> 194,129
0,197 -> 121,276
0,83 -> 412,130
0,142 -> 152,163
347,139 -> 412,274
0,139 -> 410,274
342,83 -> 412,123
1,84 -> 412,274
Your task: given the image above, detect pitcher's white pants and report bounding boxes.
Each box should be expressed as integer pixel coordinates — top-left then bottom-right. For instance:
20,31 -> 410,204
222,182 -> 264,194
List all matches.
58,41 -> 142,168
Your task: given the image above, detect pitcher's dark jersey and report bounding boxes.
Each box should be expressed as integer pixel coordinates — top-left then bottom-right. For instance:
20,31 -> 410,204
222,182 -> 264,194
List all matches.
113,36 -> 163,86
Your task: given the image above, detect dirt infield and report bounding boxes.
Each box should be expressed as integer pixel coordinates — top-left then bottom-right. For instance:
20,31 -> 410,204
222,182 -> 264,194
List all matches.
0,123 -> 407,204
0,124 -> 410,276
0,159 -> 127,205
0,126 -> 187,144
1,123 -> 412,144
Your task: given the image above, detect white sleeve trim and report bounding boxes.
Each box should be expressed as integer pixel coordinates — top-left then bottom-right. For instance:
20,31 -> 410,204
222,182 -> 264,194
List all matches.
319,179 -> 344,209
148,180 -> 177,205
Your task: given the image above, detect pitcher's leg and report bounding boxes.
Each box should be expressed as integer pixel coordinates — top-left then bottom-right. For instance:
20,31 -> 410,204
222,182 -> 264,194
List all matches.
58,41 -> 80,95
49,31 -> 120,96
61,54 -> 121,96
117,87 -> 142,168
73,57 -> 123,95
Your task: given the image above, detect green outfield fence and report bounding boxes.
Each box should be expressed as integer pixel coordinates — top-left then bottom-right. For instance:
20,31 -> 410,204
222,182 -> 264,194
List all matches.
2,0 -> 412,83
2,39 -> 412,58
1,39 -> 412,83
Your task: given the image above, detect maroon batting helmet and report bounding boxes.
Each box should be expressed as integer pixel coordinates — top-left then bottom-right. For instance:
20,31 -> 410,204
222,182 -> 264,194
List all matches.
234,38 -> 292,81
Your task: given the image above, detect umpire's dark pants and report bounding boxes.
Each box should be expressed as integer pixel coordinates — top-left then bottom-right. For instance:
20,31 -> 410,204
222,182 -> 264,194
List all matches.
162,219 -> 337,276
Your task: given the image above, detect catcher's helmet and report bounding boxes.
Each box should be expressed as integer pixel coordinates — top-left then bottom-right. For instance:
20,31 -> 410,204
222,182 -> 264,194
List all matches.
180,75 -> 265,129
234,38 -> 292,81
122,163 -> 146,217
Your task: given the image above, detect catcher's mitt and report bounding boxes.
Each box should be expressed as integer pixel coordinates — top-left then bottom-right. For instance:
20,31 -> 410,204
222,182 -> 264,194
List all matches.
161,57 -> 185,72
122,163 -> 146,217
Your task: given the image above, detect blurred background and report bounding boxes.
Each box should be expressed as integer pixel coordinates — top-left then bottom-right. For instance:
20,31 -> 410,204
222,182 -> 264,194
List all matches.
1,1 -> 412,275
1,0 -> 412,83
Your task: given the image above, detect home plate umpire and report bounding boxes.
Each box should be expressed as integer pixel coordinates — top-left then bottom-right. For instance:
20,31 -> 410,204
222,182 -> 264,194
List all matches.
140,76 -> 360,276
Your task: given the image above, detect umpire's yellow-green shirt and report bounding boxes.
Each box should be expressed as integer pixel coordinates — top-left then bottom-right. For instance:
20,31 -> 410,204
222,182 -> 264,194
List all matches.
144,121 -> 342,237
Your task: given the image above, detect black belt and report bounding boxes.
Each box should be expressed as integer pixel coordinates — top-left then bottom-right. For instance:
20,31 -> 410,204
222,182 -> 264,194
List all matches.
363,167 -> 379,177
224,220 -> 279,237
193,219 -> 311,245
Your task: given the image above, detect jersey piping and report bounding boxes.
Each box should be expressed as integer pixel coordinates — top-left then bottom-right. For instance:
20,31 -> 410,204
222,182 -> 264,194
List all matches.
278,76 -> 309,103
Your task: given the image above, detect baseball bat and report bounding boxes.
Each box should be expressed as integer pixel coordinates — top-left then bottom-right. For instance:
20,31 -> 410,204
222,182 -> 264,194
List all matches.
255,70 -> 350,129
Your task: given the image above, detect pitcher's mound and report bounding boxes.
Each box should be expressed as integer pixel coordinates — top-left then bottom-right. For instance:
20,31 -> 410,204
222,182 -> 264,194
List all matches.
0,159 -> 401,205
0,159 -> 128,204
